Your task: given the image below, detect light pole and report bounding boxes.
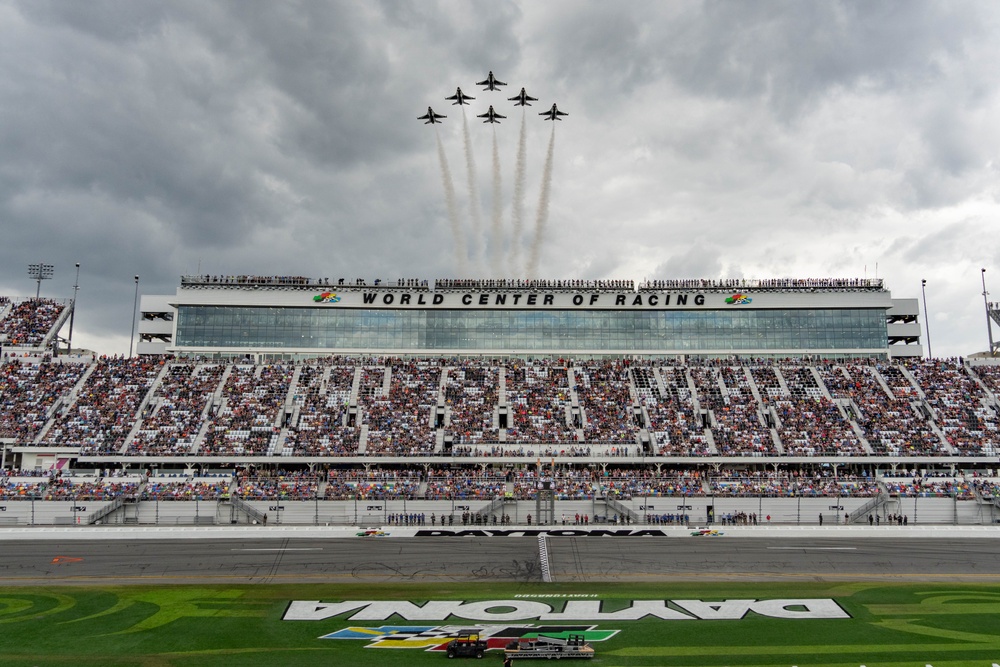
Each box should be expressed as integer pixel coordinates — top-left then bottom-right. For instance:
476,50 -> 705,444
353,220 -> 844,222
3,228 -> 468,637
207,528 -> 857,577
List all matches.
67,263 -> 81,355
983,269 -> 996,357
129,275 -> 139,357
27,263 -> 54,299
921,279 -> 932,359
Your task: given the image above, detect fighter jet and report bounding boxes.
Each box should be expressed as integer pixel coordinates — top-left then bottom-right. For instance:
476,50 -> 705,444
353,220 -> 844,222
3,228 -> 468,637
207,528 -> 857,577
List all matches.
477,105 -> 506,124
476,71 -> 507,91
539,103 -> 568,121
508,88 -> 538,106
445,87 -> 475,106
417,107 -> 446,124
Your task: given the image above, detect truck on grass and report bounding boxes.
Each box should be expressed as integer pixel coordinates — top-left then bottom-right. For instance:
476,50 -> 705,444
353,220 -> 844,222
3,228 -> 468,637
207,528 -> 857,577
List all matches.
503,634 -> 595,659
445,630 -> 488,659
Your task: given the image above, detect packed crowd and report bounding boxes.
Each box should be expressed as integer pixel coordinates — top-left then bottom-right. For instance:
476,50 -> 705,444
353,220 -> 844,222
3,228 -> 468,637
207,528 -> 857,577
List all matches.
0,359 -> 87,441
324,469 -> 423,500
141,479 -> 230,500
0,298 -> 66,347
506,360 -> 577,444
361,362 -> 440,456
639,366 -> 711,456
201,365 -> 292,455
444,364 -> 500,445
908,359 -> 999,456
433,279 -> 635,292
48,357 -> 163,454
284,365 -> 360,456
2,356 -> 999,462
637,278 -> 884,292
576,361 -> 638,444
125,363 -> 226,456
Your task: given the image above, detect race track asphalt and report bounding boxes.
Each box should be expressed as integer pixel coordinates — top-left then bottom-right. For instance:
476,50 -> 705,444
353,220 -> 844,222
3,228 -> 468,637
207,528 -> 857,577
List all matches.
2,535 -> 999,585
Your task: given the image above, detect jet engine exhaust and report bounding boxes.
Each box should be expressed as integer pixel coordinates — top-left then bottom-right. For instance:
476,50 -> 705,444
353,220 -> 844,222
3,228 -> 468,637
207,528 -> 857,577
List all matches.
510,109 -> 528,276
527,124 -> 556,279
490,128 -> 503,276
462,111 -> 484,271
437,131 -> 467,275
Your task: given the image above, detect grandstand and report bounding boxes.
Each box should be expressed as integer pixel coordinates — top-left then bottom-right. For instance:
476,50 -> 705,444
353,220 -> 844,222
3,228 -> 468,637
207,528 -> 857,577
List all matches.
2,279 -> 1000,527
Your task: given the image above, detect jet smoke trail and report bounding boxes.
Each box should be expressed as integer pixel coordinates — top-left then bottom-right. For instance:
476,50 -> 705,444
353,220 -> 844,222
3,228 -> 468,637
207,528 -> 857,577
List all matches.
526,124 -> 556,279
510,109 -> 528,276
489,128 -> 503,276
462,111 -> 484,272
436,131 -> 467,276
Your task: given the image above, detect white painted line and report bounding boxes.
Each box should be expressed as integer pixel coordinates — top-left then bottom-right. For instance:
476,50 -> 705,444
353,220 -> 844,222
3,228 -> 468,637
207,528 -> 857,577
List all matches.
767,547 -> 857,551
231,548 -> 323,552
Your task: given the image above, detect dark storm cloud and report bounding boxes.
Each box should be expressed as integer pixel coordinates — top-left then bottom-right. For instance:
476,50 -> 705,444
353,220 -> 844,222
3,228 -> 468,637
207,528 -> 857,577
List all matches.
1,1 -> 999,357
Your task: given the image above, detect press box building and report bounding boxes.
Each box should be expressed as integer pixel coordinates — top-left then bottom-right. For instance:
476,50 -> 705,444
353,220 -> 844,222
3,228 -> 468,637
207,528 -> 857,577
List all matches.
137,276 -> 922,360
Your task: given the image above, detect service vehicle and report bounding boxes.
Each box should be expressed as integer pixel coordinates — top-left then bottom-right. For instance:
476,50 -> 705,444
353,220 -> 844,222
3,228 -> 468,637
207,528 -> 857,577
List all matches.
445,630 -> 488,659
503,634 -> 595,659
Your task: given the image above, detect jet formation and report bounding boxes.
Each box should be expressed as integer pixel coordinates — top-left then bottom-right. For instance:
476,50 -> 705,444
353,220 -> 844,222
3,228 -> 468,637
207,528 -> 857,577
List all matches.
419,72 -> 565,126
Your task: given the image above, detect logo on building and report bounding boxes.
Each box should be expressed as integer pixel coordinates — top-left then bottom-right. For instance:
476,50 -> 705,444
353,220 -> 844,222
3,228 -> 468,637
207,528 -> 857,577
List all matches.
313,292 -> 341,303
725,293 -> 752,305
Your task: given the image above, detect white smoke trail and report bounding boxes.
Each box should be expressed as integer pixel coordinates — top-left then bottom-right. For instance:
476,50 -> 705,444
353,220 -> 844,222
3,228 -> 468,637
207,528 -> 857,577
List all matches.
462,111 -> 484,272
489,128 -> 503,276
510,109 -> 528,276
526,124 -> 556,279
436,131 -> 467,276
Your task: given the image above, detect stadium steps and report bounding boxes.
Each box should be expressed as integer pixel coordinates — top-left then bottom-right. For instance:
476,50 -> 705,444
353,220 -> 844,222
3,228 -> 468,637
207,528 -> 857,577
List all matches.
702,427 -> 718,454
898,365 -> 927,400
844,414 -> 875,454
848,490 -> 889,524
807,366 -> 835,400
497,366 -> 506,403
36,304 -> 73,353
117,364 -> 173,454
33,362 -> 100,444
926,420 -> 955,454
0,300 -> 11,321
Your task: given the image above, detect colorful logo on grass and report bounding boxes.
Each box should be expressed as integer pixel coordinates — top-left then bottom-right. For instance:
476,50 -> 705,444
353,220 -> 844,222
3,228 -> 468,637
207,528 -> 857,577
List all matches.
725,293 -> 752,305
313,292 -> 341,304
320,625 -> 618,651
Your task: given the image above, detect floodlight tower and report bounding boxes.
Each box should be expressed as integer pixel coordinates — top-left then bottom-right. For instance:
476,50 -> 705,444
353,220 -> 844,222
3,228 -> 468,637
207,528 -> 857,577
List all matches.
129,275 -> 139,357
67,263 -> 81,354
983,269 -> 997,357
920,279 -> 932,359
27,263 -> 54,299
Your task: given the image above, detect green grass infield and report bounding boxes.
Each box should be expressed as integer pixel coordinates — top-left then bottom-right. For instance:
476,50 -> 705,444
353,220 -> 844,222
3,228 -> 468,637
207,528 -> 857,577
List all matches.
3,581 -> 1000,666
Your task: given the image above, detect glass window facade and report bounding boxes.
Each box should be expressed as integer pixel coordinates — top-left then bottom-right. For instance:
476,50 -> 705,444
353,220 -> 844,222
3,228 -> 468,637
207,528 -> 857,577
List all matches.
174,306 -> 887,353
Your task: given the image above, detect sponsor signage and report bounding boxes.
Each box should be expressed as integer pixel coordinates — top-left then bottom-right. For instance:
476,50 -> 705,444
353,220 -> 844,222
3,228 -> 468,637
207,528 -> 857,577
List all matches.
414,528 -> 671,537
284,598 -> 850,622
312,290 -> 709,310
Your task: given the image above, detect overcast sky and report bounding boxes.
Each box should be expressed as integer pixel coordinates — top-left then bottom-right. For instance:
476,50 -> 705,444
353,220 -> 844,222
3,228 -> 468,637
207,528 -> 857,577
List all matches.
1,1 -> 998,357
